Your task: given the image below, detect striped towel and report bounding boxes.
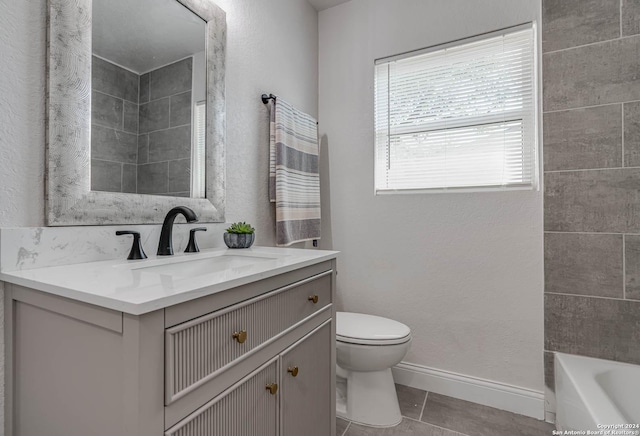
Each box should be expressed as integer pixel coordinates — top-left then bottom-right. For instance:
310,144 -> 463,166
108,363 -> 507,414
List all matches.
269,98 -> 321,247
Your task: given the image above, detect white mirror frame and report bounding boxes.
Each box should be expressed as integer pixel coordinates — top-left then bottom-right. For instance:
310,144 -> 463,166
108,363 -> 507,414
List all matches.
46,0 -> 226,225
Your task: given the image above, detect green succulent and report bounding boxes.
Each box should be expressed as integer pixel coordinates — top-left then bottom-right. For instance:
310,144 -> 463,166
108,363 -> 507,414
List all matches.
225,222 -> 255,234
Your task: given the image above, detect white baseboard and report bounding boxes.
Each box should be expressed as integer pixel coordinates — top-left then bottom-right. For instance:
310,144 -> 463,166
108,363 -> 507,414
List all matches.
392,362 -> 545,420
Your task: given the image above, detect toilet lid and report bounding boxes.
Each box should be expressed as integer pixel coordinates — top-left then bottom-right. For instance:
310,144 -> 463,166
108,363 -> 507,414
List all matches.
336,312 -> 411,345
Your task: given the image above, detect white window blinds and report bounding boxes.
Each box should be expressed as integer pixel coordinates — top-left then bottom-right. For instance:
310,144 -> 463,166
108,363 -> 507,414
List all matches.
191,101 -> 206,198
374,24 -> 537,193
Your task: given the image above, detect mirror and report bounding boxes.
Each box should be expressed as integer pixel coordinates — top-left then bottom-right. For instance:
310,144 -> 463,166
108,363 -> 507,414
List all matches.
46,0 -> 225,226
91,0 -> 206,197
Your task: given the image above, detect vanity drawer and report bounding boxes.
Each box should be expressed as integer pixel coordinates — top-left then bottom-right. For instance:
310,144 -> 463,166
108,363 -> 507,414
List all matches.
165,271 -> 332,404
165,358 -> 279,436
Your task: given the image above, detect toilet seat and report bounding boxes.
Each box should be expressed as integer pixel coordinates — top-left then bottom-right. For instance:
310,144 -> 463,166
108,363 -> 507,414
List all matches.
336,312 -> 411,346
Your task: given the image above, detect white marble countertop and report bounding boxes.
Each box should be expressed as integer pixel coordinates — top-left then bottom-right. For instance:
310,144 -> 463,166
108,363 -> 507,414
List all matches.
0,246 -> 338,315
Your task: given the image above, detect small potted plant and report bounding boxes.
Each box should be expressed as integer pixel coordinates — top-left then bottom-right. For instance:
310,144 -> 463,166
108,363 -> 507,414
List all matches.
223,222 -> 256,248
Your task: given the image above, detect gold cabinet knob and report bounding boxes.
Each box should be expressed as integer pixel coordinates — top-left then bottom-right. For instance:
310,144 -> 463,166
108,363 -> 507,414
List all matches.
308,295 -> 319,304
287,366 -> 299,377
232,330 -> 247,344
266,383 -> 278,395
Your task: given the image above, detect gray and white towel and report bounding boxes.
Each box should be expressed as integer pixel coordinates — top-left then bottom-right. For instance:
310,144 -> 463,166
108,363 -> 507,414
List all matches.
269,98 -> 321,247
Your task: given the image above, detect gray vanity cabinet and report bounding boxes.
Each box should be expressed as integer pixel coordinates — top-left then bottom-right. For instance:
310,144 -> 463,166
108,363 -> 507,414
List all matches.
4,260 -> 337,436
280,321 -> 333,436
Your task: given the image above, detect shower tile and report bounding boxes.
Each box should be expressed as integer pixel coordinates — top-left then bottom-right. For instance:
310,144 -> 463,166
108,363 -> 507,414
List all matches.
420,393 -> 554,436
624,235 -> 640,300
139,98 -> 170,134
544,232 -> 623,298
336,418 -> 349,436
139,73 -> 150,104
92,56 -> 138,102
622,0 -> 640,36
544,168 -> 640,233
137,134 -> 149,165
544,351 -> 555,391
122,164 -> 137,194
624,102 -> 640,167
168,158 -> 191,193
91,91 -> 123,130
395,384 -> 426,420
170,91 -> 192,127
91,125 -> 138,164
545,293 -> 640,364
123,101 -> 139,134
91,159 -> 122,192
149,57 -> 193,101
542,0 -> 620,53
137,162 -> 168,195
543,36 -> 640,111
543,105 -> 622,171
148,125 -> 191,162
345,418 -> 462,436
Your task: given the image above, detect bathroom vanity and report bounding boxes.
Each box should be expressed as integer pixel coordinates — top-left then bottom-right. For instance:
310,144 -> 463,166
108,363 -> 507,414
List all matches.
1,247 -> 337,436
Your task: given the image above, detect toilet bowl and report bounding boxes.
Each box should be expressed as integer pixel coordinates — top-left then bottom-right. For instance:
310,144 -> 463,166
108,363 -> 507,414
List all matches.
335,312 -> 411,427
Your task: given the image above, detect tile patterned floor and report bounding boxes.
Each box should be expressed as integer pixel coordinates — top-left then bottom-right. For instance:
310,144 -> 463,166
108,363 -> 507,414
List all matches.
337,385 -> 556,436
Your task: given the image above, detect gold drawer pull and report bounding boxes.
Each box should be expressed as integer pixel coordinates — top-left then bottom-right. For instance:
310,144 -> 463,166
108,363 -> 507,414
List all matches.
308,295 -> 319,304
287,366 -> 299,377
266,383 -> 278,395
232,330 -> 247,344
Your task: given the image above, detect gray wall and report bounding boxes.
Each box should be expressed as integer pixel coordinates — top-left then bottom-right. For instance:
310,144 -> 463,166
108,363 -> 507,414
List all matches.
138,57 -> 193,196
91,56 -> 139,193
543,0 -> 640,403
319,0 -> 544,392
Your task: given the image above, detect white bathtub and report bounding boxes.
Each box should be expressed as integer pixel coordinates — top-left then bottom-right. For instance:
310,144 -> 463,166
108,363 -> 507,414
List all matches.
555,353 -> 640,432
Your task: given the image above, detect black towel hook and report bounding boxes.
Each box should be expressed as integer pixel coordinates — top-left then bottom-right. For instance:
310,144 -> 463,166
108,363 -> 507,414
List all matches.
261,93 -> 318,126
261,93 -> 276,104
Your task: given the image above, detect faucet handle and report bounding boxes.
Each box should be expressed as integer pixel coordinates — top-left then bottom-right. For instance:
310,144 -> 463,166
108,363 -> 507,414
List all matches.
116,231 -> 148,260
185,228 -> 207,253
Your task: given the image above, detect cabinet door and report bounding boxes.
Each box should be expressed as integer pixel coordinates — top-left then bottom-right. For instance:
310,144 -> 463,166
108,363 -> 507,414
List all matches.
166,358 -> 279,436
280,321 -> 333,436
165,272 -> 332,405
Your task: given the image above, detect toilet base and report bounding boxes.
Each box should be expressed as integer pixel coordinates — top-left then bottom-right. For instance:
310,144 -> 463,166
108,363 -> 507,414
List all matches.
336,367 -> 402,427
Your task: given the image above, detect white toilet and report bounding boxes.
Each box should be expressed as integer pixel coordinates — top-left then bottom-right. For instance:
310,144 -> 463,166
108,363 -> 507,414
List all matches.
335,312 -> 412,427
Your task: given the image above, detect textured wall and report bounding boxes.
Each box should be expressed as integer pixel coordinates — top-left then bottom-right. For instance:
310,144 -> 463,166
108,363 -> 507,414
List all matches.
0,1 -> 48,428
542,0 -> 640,409
319,0 -> 544,391
0,0 -> 318,431
215,0 -> 318,246
0,0 -> 46,228
0,0 -> 317,237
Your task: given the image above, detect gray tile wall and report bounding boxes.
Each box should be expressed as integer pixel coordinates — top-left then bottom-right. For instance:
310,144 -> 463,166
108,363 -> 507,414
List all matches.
91,56 -> 193,196
91,56 -> 139,193
543,0 -> 640,401
137,58 -> 192,196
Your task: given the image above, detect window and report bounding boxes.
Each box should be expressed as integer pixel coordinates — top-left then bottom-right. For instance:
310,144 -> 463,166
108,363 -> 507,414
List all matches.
191,101 -> 206,198
374,24 -> 537,193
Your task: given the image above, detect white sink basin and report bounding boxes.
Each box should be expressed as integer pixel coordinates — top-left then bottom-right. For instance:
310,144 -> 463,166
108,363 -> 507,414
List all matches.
0,246 -> 338,314
131,252 -> 280,278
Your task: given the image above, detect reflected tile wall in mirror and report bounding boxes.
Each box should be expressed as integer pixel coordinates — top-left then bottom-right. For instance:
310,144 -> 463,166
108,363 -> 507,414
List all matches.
90,0 -> 206,197
91,56 -> 140,193
138,58 -> 192,196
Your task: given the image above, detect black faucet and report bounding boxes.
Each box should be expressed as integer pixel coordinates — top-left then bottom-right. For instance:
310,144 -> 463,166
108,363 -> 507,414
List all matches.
157,206 -> 198,256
